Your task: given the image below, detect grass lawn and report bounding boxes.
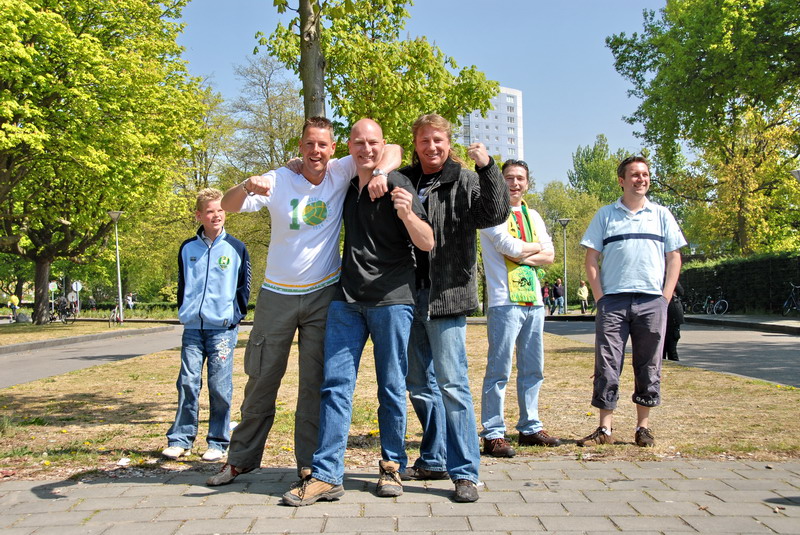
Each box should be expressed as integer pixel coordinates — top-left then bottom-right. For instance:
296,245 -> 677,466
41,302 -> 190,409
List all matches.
0,325 -> 797,481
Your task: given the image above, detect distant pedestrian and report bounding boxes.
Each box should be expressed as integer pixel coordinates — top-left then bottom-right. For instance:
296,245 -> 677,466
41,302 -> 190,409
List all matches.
577,280 -> 590,314
87,296 -> 97,311
578,155 -> 686,448
542,283 -> 551,311
125,293 -> 135,309
8,295 -> 19,321
551,279 -> 564,315
163,188 -> 251,462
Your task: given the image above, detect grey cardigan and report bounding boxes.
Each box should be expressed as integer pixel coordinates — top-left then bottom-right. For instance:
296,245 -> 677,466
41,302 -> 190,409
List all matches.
399,157 -> 510,317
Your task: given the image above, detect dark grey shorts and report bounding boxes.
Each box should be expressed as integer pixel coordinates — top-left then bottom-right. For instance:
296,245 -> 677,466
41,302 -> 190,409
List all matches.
591,292 -> 668,410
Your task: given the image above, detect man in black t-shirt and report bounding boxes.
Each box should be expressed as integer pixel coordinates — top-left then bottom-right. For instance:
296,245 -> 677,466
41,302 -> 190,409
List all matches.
283,119 -> 434,507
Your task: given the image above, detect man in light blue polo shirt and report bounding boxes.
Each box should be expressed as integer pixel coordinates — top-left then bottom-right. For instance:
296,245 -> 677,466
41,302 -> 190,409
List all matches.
578,156 -> 686,448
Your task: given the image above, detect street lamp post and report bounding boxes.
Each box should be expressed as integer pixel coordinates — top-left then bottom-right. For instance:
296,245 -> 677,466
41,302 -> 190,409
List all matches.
557,218 -> 571,314
108,211 -> 124,324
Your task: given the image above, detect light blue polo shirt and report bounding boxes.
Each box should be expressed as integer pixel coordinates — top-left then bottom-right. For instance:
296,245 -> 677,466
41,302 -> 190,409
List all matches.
580,197 -> 686,296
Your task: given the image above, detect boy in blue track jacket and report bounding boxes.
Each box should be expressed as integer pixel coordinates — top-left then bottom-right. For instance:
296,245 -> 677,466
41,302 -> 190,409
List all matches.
163,188 -> 251,462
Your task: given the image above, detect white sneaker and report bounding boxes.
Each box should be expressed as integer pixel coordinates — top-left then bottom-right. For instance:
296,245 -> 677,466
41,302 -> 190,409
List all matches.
162,446 -> 190,460
201,449 -> 226,462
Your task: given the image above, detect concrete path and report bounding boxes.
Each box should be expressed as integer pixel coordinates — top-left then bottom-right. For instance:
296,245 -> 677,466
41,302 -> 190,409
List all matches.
1,458 -> 798,534
544,315 -> 800,387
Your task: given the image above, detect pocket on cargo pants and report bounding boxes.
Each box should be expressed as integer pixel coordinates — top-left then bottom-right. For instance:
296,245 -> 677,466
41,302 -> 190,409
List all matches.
243,334 -> 265,377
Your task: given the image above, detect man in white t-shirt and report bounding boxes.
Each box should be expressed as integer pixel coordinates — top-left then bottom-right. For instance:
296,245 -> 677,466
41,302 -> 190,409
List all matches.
207,116 -> 401,486
479,159 -> 561,459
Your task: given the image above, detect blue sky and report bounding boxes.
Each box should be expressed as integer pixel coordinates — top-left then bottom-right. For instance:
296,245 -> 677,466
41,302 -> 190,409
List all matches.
177,0 -> 666,190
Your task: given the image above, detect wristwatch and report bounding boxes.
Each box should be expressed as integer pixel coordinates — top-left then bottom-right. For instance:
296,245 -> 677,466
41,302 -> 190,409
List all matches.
241,180 -> 255,196
372,168 -> 385,177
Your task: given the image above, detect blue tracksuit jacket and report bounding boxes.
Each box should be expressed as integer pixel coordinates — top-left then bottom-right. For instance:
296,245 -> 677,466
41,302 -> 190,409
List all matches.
178,227 -> 251,329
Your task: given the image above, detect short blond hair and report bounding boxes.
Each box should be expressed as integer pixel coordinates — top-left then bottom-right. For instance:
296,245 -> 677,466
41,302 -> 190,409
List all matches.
195,188 -> 223,212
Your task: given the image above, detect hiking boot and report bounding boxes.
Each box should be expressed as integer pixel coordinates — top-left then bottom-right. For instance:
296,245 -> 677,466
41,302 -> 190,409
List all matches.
206,463 -> 254,486
400,466 -> 449,481
635,427 -> 655,447
288,467 -> 313,490
201,449 -> 226,462
281,476 -> 344,507
482,437 -> 516,458
161,446 -> 190,460
576,426 -> 615,447
518,430 -> 562,447
376,460 -> 403,497
453,479 -> 479,503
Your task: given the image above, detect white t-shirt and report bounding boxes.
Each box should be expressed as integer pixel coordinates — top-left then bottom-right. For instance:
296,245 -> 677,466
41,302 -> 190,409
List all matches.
480,205 -> 553,308
240,157 -> 356,295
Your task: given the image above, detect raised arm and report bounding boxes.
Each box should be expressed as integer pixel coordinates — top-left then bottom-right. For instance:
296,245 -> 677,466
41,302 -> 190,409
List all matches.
221,174 -> 272,213
466,143 -> 510,229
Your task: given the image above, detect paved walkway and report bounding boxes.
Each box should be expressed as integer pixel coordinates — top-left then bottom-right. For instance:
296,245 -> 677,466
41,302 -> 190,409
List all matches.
1,458 -> 798,534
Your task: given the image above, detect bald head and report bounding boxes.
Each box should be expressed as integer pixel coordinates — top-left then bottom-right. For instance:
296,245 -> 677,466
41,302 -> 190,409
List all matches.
348,118 -> 386,178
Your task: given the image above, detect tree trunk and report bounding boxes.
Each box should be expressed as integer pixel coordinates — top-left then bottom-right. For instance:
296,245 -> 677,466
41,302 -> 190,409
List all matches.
299,0 -> 326,118
33,258 -> 52,325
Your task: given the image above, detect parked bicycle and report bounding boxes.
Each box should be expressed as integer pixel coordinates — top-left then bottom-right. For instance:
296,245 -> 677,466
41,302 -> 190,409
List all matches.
691,287 -> 728,315
48,302 -> 77,324
782,282 -> 800,317
108,304 -> 123,327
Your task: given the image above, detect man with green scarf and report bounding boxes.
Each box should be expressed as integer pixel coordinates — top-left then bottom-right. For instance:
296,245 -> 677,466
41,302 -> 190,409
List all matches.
478,159 -> 561,458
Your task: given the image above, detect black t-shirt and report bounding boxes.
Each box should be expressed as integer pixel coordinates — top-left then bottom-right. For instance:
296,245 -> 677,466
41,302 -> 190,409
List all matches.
412,171 -> 441,286
336,172 -> 429,306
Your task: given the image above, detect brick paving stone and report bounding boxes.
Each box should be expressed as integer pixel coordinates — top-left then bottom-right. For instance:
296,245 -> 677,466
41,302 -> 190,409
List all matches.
136,495 -> 207,508
398,516 -> 470,532
664,478 -> 736,491
156,505 -> 229,521
610,515 -> 696,532
562,469 -> 621,480
363,502 -> 430,517
176,517 -> 253,534
324,516 -> 396,532
395,490 -> 453,503
430,502 -> 499,516
60,485 -> 130,498
735,468 -> 797,480
103,521 -> 182,535
28,525 -> 113,535
250,517 -> 324,533
293,503 -> 362,518
477,490 -> 527,503
506,469 -> 565,481
521,460 -> 585,471
674,468 -> 745,479
755,516 -> 800,534
469,515 -> 545,531
202,490 -> 271,506
121,484 -> 189,496
542,478 -> 607,491
646,489 -> 723,503
562,501 -> 638,516
88,507 -> 163,524
223,504 -> 294,519
538,515 -> 617,532
702,502 -> 779,516
689,460 -> 751,470
722,478 -> 798,491
629,501 -> 710,516
496,502 -> 566,516
580,461 -> 635,470
14,511 -> 95,527
520,489 -> 588,503
635,460 -> 696,469
0,528 -> 36,535
71,496 -> 144,511
477,469 -> 512,480
0,515 -> 29,529
605,479 -> 670,491
710,490 -> 786,502
583,489 -> 654,502
483,479 -> 546,492
0,481 -> 58,491
681,516 -> 774,533
6,498 -> 75,514
616,467 -> 685,480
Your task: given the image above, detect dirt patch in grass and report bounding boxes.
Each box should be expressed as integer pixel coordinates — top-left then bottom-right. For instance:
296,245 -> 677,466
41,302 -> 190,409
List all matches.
0,321 -> 169,347
0,326 -> 797,481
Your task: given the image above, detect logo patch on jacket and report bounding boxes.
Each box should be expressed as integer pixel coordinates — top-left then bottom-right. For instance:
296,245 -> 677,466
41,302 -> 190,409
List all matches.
217,256 -> 231,270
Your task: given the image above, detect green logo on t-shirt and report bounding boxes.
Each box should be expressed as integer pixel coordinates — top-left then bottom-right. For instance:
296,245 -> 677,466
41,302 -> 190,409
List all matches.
303,200 -> 328,226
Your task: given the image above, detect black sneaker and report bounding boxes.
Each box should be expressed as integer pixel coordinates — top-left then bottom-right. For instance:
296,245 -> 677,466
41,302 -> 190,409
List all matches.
635,427 -> 655,447
453,479 -> 479,503
401,466 -> 449,481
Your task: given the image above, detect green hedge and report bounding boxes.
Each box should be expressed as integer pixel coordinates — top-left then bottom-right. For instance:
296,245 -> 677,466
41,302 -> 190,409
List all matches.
681,252 -> 800,314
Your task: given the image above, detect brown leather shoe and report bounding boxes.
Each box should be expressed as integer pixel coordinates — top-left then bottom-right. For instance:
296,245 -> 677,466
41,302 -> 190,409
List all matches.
635,427 -> 655,447
482,437 -> 516,458
518,430 -> 562,447
400,466 -> 449,481
576,426 -> 615,447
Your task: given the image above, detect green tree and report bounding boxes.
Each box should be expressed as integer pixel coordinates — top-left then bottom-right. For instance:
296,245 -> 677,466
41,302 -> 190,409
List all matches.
567,134 -> 632,204
0,0 -> 204,323
607,0 -> 800,255
265,0 -> 498,146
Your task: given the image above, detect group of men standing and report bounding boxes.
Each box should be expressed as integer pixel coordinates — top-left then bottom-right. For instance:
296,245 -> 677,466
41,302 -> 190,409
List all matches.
163,113 -> 686,506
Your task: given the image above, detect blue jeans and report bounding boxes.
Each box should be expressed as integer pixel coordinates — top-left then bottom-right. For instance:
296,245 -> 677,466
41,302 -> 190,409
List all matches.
312,301 -> 413,485
481,305 -> 545,439
551,296 -> 564,315
167,327 -> 237,451
406,289 -> 480,484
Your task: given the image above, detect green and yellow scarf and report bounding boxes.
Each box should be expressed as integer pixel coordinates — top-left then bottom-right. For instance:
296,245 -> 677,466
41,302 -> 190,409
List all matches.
505,202 -> 544,305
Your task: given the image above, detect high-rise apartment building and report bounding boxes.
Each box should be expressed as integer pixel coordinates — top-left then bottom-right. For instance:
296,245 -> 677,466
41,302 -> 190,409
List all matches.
456,86 -> 523,162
